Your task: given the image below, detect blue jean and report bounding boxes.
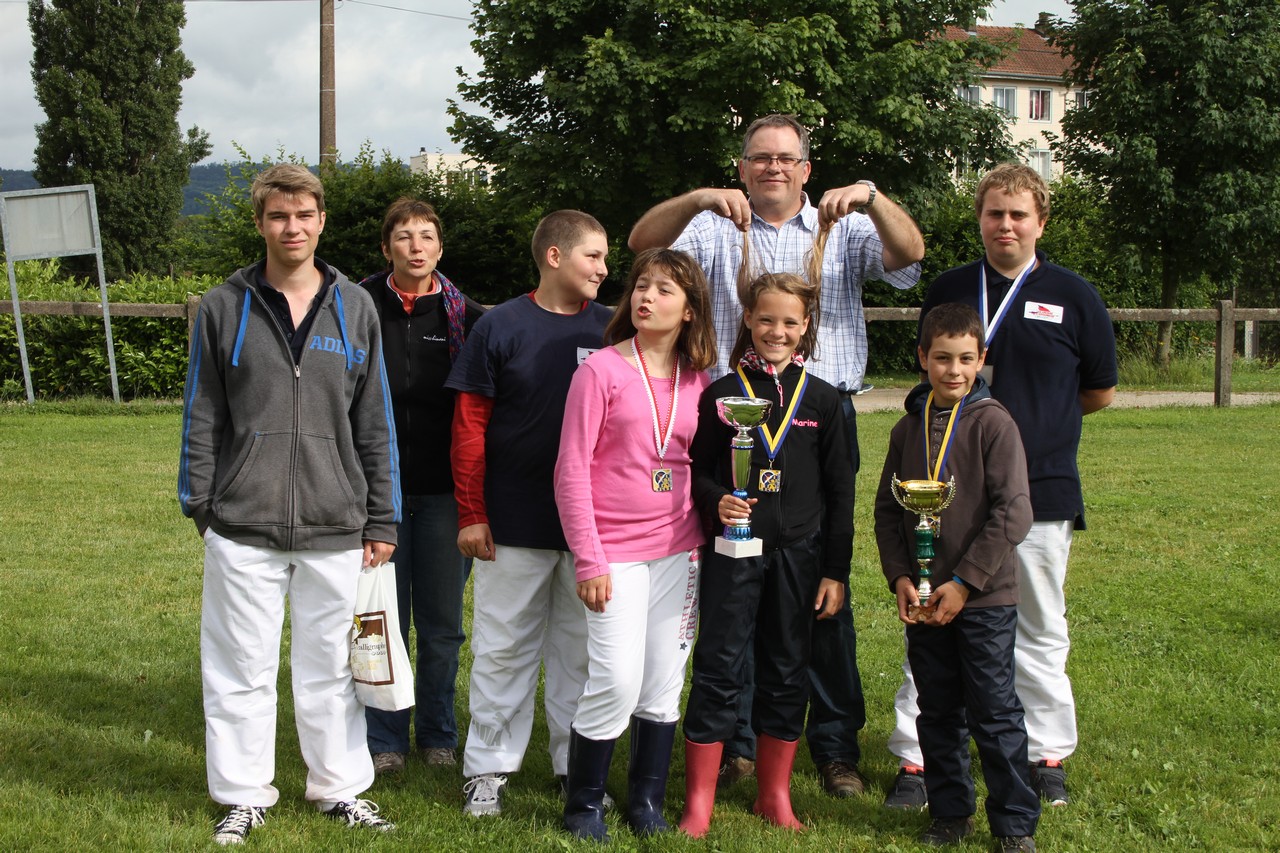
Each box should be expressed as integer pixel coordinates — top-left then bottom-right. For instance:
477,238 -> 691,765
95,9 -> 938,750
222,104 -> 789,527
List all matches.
366,493 -> 471,753
723,393 -> 865,765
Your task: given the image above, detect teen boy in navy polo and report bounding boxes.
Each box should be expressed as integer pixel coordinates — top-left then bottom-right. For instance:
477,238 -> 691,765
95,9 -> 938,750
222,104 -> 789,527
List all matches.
884,163 -> 1117,810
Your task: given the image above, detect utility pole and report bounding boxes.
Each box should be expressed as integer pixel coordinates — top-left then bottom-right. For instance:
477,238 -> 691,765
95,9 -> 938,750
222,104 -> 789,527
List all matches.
320,0 -> 336,167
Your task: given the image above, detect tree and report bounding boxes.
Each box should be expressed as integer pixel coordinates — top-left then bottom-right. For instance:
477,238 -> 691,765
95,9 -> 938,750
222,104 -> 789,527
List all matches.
191,146 -> 535,302
447,1 -> 1015,249
1047,0 -> 1280,365
29,0 -> 211,279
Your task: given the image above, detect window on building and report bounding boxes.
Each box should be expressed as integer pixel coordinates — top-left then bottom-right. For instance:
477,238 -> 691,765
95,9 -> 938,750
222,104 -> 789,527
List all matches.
1073,90 -> 1090,110
992,87 -> 1017,117
1027,150 -> 1053,180
1029,89 -> 1052,122
957,85 -> 980,105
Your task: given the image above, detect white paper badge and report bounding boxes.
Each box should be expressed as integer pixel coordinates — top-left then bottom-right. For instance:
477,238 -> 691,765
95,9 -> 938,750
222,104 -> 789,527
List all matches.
1023,302 -> 1064,324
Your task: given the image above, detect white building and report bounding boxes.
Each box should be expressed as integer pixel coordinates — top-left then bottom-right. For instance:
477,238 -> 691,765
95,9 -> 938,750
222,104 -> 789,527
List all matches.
946,22 -> 1084,179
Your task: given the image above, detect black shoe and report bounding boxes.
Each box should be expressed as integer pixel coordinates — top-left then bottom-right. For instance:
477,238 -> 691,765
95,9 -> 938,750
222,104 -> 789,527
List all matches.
1029,759 -> 1069,806
998,836 -> 1038,852
883,766 -> 928,809
563,730 -> 617,842
818,760 -> 867,798
324,799 -> 395,832
920,816 -> 974,846
625,716 -> 676,836
212,806 -> 265,846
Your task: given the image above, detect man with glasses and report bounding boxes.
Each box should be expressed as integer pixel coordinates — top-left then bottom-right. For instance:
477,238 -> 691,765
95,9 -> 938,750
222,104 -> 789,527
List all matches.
629,114 -> 924,799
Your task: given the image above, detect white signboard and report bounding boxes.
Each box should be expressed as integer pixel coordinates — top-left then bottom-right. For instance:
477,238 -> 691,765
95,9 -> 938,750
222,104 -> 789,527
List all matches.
1,184 -> 119,403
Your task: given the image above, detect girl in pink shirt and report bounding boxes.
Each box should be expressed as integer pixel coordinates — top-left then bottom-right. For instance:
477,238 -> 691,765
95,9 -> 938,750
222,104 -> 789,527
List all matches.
554,248 -> 717,841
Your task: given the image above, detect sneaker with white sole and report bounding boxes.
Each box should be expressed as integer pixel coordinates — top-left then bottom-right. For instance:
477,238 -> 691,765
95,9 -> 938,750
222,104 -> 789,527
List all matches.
463,773 -> 508,817
324,798 -> 395,832
883,765 -> 928,809
212,805 -> 265,845
1029,759 -> 1069,806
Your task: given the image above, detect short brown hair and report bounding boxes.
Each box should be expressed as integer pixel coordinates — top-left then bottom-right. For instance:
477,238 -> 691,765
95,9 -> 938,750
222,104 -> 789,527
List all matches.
605,248 -> 718,372
251,163 -> 325,220
919,303 -> 985,355
730,272 -> 820,366
531,210 -> 606,270
741,114 -> 810,161
975,162 -> 1050,222
380,197 -> 443,252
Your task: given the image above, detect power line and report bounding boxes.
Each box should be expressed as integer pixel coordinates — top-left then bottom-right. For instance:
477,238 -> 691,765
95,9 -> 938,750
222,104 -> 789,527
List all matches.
178,0 -> 473,22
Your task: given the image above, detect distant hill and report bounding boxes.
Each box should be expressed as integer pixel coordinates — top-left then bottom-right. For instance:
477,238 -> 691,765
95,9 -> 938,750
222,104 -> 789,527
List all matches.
0,169 -> 40,193
0,164 -> 235,216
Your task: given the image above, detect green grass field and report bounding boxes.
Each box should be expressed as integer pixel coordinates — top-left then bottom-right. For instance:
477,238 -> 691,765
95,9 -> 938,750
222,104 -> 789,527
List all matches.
1,402 -> 1277,851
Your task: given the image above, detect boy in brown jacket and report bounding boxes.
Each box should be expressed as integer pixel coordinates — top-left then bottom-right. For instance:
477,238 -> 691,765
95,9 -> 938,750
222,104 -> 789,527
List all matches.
874,303 -> 1039,852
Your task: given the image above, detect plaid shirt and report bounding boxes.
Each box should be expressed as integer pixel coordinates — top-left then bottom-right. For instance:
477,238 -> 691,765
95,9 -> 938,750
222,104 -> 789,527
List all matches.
672,196 -> 920,389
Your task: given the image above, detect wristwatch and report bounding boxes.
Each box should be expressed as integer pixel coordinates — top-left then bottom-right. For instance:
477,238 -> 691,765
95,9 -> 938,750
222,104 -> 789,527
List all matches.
856,179 -> 877,212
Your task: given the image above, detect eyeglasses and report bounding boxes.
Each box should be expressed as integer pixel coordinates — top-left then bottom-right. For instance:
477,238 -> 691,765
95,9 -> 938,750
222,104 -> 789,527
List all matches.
743,154 -> 805,171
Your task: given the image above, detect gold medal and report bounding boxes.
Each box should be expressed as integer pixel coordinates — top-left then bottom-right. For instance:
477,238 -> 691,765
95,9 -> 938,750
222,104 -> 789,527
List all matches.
758,468 -> 781,492
652,468 -> 673,492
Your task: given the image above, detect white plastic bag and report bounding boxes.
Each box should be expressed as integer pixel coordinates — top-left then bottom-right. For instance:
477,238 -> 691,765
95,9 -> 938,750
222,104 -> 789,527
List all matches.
350,562 -> 414,711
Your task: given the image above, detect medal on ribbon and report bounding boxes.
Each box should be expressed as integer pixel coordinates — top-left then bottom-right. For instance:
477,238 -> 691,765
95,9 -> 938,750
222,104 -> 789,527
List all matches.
736,364 -> 808,494
633,339 -> 681,493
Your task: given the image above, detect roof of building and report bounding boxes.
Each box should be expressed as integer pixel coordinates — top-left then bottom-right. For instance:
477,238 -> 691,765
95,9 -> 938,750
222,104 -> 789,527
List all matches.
943,24 -> 1073,80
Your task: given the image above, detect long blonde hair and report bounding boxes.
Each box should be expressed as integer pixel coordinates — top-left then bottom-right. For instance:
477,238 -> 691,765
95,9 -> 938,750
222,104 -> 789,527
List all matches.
733,221 -> 829,355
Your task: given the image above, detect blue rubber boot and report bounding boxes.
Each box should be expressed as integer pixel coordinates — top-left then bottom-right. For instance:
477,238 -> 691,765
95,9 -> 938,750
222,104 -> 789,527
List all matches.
625,716 -> 676,836
563,729 -> 616,842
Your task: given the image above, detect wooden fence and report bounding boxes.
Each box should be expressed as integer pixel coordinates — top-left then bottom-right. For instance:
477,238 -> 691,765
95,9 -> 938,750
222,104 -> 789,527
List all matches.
3,297 -> 1277,406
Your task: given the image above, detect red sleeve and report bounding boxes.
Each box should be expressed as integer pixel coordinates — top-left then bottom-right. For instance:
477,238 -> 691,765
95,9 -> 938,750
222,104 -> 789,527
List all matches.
451,391 -> 494,529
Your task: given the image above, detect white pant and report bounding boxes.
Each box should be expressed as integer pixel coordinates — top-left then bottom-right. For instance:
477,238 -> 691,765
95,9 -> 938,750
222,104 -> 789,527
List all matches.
201,530 -> 373,808
463,546 -> 588,777
574,549 -> 701,741
889,520 -> 1077,767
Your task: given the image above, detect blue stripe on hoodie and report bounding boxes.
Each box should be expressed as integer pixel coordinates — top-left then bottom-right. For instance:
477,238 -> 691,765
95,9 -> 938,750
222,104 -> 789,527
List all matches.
333,286 -> 354,371
178,309 -> 205,516
231,287 -> 253,367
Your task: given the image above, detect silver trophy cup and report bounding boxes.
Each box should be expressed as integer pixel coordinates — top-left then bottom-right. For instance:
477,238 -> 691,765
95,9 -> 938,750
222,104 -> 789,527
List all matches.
713,396 -> 773,558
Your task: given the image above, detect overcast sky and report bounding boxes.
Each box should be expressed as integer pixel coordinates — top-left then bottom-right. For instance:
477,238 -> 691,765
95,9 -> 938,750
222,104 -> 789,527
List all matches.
0,0 -> 1073,170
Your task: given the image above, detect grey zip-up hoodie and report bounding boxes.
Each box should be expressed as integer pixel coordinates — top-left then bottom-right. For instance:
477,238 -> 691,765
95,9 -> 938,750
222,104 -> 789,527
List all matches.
179,261 -> 401,551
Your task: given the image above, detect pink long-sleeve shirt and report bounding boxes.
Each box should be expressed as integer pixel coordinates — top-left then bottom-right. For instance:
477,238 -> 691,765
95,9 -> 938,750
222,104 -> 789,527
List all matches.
555,345 -> 710,582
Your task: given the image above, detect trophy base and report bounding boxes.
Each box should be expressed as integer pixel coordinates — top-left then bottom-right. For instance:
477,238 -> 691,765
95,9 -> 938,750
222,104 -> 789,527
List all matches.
714,535 -> 764,558
908,602 -> 938,623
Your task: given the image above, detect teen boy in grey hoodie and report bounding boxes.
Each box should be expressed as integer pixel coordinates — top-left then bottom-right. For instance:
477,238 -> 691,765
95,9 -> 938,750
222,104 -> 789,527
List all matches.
179,163 -> 401,845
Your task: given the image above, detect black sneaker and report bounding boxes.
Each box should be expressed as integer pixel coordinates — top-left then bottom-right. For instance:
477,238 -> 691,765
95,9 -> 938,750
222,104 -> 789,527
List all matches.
212,806 -> 265,845
1029,759 -> 1069,806
998,836 -> 1038,852
883,766 -> 928,809
324,798 -> 395,832
919,816 -> 974,846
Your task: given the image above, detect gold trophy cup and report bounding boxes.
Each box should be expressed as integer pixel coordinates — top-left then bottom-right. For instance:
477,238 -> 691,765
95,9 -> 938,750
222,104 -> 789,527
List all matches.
890,476 -> 956,622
